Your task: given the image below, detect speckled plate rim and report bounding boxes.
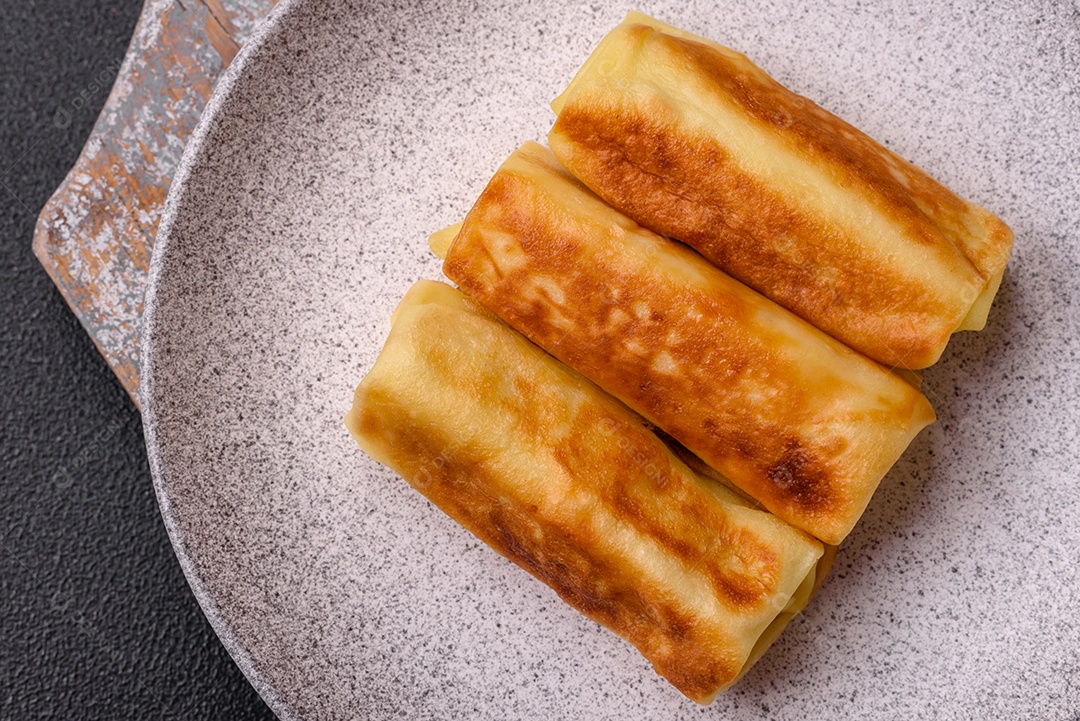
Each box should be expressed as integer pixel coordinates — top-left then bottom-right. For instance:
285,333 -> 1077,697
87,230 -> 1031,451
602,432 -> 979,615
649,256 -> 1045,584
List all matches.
142,1 -> 305,718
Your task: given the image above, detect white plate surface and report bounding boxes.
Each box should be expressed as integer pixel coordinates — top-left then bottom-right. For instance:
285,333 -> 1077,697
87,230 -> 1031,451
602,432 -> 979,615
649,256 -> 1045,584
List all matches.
142,1 -> 1080,718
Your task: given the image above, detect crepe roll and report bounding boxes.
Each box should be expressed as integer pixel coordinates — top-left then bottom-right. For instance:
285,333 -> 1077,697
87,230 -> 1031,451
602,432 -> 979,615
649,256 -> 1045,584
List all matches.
346,279 -> 825,702
438,142 -> 935,544
548,12 -> 1014,369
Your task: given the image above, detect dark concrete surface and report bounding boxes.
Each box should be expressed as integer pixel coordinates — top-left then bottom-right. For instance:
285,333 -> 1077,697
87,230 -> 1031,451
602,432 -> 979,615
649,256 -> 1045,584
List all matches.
0,1 -> 276,717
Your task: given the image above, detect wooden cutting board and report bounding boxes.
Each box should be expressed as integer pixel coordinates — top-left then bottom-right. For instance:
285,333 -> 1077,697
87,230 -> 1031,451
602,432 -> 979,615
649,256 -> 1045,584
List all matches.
33,0 -> 276,408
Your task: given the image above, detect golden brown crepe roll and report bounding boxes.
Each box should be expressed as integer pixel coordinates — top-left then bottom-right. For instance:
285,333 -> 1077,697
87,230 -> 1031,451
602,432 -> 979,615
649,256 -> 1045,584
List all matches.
548,12 -> 1014,369
438,142 -> 935,544
345,280 -> 825,702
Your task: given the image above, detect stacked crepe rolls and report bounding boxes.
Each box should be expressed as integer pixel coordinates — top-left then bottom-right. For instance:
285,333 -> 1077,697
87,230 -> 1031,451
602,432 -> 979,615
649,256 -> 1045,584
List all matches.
347,12 -> 1011,703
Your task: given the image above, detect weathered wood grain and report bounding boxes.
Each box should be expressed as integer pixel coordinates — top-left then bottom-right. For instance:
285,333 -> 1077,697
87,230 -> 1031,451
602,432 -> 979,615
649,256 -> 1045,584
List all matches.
33,0 -> 275,407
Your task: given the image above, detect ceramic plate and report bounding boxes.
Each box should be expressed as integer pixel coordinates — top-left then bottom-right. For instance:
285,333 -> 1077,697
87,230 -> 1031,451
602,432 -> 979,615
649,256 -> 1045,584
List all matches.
141,1 -> 1080,718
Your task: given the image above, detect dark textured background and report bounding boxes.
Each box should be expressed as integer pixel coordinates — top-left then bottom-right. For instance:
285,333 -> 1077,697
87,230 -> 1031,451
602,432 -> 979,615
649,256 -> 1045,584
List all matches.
0,1 -> 275,717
